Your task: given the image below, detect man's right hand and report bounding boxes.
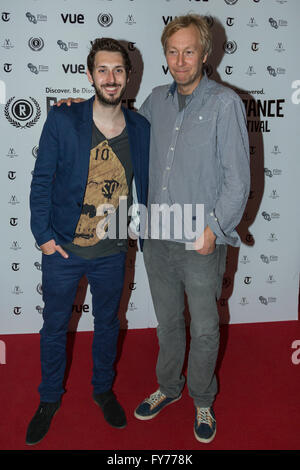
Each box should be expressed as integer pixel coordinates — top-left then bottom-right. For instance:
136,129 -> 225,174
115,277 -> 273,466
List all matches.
55,97 -> 85,107
40,239 -> 69,258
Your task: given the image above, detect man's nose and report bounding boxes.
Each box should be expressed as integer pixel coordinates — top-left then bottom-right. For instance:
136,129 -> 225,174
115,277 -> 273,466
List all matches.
176,53 -> 185,66
107,70 -> 115,83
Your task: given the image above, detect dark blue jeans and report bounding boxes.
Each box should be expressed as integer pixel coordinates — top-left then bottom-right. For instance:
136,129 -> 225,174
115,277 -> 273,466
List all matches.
39,251 -> 126,402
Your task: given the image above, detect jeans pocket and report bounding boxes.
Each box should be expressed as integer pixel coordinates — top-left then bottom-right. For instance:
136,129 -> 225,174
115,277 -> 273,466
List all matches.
43,250 -> 58,256
196,247 -> 216,257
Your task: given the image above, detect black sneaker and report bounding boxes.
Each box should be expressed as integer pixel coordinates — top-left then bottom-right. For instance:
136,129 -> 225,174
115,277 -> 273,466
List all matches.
93,390 -> 127,429
26,401 -> 60,445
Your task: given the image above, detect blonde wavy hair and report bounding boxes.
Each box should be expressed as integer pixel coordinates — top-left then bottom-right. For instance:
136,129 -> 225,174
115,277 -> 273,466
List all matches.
161,14 -> 212,58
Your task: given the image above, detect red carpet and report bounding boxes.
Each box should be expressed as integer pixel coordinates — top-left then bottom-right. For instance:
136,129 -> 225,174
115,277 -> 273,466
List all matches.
0,321 -> 300,451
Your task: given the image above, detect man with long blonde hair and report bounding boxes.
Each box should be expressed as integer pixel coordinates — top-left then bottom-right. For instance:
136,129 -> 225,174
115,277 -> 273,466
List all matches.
134,14 -> 250,444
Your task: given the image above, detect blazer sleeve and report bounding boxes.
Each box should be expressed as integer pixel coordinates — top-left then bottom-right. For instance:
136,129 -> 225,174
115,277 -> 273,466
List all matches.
138,92 -> 152,124
29,107 -> 59,246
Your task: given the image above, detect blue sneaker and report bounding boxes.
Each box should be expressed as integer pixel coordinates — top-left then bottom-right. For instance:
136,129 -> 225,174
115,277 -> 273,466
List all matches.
134,389 -> 181,420
194,407 -> 216,443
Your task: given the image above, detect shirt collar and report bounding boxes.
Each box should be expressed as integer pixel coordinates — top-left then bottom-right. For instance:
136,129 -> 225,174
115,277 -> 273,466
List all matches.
166,72 -> 209,102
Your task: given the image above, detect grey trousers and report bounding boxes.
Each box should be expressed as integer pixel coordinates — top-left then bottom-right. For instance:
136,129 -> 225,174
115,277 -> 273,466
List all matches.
143,239 -> 227,408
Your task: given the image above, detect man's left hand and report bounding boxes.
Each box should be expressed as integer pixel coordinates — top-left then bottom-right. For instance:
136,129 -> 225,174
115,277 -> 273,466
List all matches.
194,226 -> 216,255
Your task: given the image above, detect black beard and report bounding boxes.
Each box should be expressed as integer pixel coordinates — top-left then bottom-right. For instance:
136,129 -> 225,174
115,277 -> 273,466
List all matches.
94,83 -> 126,106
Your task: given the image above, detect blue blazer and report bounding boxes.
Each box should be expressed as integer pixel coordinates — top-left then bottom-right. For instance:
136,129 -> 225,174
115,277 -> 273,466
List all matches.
30,96 -> 150,249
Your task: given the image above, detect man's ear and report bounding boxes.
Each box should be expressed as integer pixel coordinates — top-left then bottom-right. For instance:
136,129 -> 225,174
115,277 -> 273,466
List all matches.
87,69 -> 94,85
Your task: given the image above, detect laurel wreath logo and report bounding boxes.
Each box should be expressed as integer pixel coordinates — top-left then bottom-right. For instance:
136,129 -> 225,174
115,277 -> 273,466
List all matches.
4,96 -> 41,129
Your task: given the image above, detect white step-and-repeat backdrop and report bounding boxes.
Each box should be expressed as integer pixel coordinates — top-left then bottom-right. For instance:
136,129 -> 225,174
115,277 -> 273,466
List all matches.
1,0 -> 299,334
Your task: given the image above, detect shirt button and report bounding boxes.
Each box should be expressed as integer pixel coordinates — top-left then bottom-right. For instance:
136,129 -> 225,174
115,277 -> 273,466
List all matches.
166,167 -> 170,170
175,127 -> 179,131
210,212 -> 214,216
199,116 -> 203,120
162,187 -> 167,190
170,147 -> 174,151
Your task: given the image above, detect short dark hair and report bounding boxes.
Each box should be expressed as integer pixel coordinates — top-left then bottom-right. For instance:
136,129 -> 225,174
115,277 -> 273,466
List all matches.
87,38 -> 132,76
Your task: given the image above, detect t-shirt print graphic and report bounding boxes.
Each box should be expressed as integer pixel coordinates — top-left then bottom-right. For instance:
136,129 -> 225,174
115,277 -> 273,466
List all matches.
73,139 -> 128,246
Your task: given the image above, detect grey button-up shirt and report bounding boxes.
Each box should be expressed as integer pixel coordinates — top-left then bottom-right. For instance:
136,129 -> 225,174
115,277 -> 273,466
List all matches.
138,73 -> 250,246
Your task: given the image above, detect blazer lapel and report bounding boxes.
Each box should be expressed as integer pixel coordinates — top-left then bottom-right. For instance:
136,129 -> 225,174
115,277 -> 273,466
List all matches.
77,96 -> 94,185
123,107 -> 142,200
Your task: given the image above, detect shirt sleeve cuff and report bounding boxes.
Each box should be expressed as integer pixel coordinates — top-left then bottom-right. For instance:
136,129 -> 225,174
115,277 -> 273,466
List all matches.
207,210 -> 240,247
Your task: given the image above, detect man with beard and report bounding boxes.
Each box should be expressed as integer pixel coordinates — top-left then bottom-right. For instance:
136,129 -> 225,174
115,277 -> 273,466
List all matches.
26,38 -> 150,445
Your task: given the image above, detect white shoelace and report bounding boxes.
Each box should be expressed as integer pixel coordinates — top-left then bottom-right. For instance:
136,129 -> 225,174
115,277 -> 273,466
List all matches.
145,390 -> 166,406
196,407 -> 215,427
